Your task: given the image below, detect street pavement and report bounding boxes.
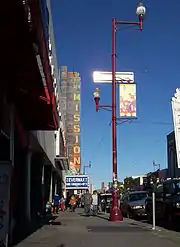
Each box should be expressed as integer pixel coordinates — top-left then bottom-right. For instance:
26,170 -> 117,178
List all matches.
15,208 -> 180,247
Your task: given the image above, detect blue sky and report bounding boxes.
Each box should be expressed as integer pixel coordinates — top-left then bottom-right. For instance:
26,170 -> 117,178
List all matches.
51,0 -> 180,189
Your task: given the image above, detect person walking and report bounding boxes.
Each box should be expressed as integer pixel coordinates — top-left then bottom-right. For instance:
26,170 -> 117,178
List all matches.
76,195 -> 81,208
92,190 -> 98,216
60,195 -> 66,211
83,189 -> 92,216
69,195 -> 76,212
52,194 -> 60,214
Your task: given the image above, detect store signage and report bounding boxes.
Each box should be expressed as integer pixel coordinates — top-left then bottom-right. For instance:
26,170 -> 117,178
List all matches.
48,39 -> 59,109
93,71 -> 134,83
64,70 -> 81,174
65,175 -> 89,189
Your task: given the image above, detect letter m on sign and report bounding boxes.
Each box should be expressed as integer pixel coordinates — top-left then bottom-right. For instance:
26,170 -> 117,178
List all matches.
74,93 -> 80,101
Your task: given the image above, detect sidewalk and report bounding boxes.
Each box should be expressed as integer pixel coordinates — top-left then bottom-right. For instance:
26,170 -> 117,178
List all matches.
15,208 -> 180,247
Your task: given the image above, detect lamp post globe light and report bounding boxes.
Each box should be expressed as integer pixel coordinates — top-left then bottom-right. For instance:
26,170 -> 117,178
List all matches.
93,88 -> 100,112
136,2 -> 146,30
93,2 -> 146,222
136,2 -> 146,18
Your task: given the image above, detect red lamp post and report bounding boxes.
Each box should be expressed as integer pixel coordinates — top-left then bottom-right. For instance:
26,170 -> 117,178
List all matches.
93,2 -> 146,222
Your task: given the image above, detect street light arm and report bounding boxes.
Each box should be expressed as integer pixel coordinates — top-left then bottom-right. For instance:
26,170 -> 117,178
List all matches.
116,20 -> 143,31
83,162 -> 92,175
94,95 -> 112,112
99,107 -> 112,112
96,104 -> 112,111
116,117 -> 138,121
116,21 -> 140,25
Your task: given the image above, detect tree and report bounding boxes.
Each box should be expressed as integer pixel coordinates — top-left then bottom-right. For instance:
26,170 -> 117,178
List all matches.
108,181 -> 124,194
124,176 -> 136,191
117,181 -> 124,193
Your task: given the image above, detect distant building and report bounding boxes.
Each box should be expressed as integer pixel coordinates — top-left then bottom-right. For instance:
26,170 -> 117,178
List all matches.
132,175 -> 147,186
101,182 -> 105,191
90,184 -> 94,193
159,168 -> 168,179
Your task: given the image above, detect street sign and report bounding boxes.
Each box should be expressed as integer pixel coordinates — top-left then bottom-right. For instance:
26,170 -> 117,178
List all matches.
93,71 -> 134,83
65,175 -> 89,189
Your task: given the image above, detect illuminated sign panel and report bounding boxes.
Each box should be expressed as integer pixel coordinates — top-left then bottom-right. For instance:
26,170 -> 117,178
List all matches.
65,175 -> 89,189
93,71 -> 134,83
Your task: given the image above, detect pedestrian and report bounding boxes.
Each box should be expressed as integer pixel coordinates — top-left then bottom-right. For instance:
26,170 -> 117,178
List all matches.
65,196 -> 70,209
69,195 -> 76,212
52,194 -> 60,214
60,195 -> 66,211
76,195 -> 81,208
92,190 -> 98,216
83,189 -> 92,216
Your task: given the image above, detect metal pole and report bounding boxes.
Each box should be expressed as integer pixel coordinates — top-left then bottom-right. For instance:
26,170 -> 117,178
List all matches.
83,166 -> 85,175
152,192 -> 156,230
109,18 -> 122,221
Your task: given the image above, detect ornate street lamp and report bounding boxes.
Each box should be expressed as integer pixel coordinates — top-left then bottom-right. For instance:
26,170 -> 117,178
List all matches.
93,2 -> 146,221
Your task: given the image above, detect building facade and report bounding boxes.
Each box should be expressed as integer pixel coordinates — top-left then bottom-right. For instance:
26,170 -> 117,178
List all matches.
46,0 -> 68,199
60,66 -> 81,175
132,175 -> 147,186
2,1 -> 68,245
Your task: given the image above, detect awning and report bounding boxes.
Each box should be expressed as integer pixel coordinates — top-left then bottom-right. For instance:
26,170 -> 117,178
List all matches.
55,156 -> 69,171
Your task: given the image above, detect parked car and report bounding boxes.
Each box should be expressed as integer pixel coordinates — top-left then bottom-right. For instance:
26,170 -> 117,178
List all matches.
120,191 -> 149,218
145,178 -> 180,226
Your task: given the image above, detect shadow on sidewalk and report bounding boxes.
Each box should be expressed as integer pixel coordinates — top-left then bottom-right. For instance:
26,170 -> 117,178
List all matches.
129,217 -> 180,233
94,214 -> 109,221
78,212 -> 109,221
12,215 -> 58,246
78,213 -> 90,217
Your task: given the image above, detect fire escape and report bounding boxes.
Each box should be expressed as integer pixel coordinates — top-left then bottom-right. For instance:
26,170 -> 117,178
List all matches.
2,0 -> 59,130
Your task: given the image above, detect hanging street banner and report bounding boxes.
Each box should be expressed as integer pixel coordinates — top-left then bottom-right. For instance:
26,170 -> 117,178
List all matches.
172,88 -> 180,168
65,175 -> 89,189
119,84 -> 136,117
93,71 -> 134,83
